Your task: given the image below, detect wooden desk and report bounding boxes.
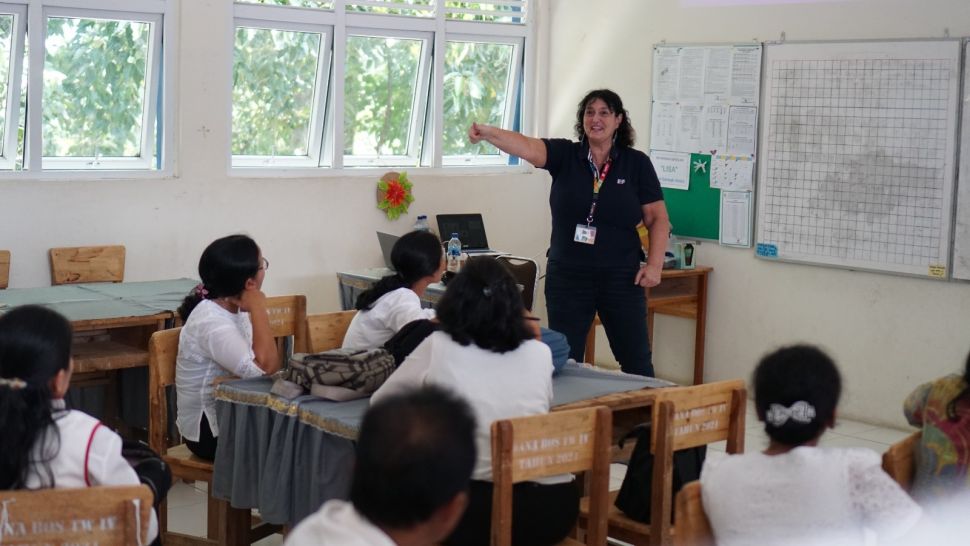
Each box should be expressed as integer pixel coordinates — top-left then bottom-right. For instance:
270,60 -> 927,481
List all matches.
0,279 -> 199,426
585,266 -> 712,385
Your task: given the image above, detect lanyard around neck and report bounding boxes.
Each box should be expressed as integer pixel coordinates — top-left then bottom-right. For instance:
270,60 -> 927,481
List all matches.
585,150 -> 613,225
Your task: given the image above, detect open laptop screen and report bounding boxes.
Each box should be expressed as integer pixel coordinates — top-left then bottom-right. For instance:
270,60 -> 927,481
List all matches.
436,214 -> 490,251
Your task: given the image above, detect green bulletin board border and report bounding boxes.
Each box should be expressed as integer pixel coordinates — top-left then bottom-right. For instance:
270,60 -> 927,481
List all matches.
661,153 -> 720,241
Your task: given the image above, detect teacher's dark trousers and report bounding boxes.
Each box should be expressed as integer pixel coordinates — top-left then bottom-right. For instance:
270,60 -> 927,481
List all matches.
545,259 -> 654,377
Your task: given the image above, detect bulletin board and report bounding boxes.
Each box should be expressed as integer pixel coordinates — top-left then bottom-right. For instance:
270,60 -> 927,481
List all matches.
649,43 -> 761,243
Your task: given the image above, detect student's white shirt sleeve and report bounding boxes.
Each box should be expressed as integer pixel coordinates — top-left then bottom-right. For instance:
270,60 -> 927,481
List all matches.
370,335 -> 434,404
846,449 -> 922,541
204,319 -> 264,378
384,289 -> 435,332
87,426 -> 159,544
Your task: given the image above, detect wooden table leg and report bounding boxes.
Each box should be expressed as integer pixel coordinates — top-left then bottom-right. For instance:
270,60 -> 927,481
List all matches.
693,272 -> 708,385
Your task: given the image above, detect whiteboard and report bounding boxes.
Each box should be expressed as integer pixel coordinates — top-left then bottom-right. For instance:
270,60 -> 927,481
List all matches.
755,40 -> 960,278
954,41 -> 970,281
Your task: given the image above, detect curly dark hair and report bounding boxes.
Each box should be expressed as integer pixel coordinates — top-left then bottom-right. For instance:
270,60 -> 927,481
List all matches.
754,344 -> 842,446
435,257 -> 533,353
573,89 -> 636,148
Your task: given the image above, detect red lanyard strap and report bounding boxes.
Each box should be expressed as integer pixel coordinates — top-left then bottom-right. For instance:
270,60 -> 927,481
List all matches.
586,153 -> 612,225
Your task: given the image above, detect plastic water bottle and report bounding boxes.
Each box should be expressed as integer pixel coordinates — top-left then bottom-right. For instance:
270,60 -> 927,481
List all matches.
447,233 -> 462,273
413,215 -> 431,232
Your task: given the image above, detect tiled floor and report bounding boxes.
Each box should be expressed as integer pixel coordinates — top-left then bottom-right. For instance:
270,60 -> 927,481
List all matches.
166,399 -> 915,544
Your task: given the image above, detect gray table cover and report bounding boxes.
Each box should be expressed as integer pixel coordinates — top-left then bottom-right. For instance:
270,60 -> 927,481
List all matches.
0,278 -> 199,321
212,365 -> 669,526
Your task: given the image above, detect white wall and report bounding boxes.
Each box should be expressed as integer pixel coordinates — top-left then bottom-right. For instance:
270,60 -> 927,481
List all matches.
0,0 -> 553,316
548,0 -> 970,427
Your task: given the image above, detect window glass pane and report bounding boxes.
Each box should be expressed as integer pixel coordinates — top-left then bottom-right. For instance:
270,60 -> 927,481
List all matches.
443,40 -> 514,157
233,27 -> 323,157
445,1 -> 527,24
344,35 -> 423,158
346,0 -> 433,17
0,15 -> 13,156
43,17 -> 151,159
235,0 -> 334,9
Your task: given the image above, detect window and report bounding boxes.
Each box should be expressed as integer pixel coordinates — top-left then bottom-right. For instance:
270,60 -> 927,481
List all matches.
232,0 -> 532,170
343,32 -> 431,166
0,1 -> 171,174
232,23 -> 331,167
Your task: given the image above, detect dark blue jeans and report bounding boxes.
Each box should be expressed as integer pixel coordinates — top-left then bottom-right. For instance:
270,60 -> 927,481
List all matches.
545,259 -> 653,377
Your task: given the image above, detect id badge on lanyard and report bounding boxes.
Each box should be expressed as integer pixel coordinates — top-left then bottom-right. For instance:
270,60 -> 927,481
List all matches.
574,154 -> 611,245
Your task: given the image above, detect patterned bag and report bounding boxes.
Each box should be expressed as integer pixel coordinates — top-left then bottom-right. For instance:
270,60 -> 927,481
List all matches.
270,348 -> 396,401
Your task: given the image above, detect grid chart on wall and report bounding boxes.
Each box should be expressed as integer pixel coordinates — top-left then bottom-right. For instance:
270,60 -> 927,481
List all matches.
755,41 -> 960,277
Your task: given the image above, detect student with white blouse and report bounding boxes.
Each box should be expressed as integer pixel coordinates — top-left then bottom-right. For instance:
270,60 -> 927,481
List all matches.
0,305 -> 159,544
176,234 -> 280,460
342,230 -> 443,350
701,345 -> 922,546
371,257 -> 574,546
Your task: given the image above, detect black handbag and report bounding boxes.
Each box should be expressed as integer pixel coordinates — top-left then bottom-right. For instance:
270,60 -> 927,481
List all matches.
613,424 -> 706,523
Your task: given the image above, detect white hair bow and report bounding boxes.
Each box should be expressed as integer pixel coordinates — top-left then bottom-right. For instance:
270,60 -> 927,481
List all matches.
765,401 -> 816,427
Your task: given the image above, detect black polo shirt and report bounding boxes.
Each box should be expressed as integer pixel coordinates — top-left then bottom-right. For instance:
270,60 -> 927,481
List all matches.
542,139 -> 663,268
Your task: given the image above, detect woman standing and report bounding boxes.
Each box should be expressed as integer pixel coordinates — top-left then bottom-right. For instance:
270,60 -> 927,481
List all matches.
469,89 -> 669,376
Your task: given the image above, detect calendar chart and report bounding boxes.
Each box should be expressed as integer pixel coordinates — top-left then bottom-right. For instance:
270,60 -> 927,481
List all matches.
755,41 -> 960,277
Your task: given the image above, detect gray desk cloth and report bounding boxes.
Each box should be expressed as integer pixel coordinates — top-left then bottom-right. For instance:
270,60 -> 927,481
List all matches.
0,278 -> 200,320
212,365 -> 670,526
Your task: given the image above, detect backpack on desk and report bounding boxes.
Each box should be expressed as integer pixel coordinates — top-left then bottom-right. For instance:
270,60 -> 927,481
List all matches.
271,348 -> 395,401
613,423 -> 707,523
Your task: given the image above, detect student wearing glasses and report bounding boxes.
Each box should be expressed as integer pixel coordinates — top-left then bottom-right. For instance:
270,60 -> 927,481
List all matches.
175,234 -> 280,460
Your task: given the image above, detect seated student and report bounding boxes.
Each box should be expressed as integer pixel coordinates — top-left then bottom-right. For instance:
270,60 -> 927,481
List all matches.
342,230 -> 444,350
904,349 -> 970,501
372,257 -> 576,546
0,305 -> 159,544
701,345 -> 922,546
176,234 -> 280,460
284,385 -> 476,546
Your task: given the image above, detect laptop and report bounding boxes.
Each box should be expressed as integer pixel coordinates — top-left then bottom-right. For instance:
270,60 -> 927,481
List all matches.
435,214 -> 500,254
376,231 -> 400,271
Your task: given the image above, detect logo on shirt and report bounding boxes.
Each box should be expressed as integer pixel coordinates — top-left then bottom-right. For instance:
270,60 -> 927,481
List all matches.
617,178 -> 626,185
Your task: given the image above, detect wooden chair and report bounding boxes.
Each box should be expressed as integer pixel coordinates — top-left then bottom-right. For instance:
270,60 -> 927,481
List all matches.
672,481 -> 714,546
148,328 -> 277,546
50,245 -> 139,427
0,249 -> 9,288
265,295 -> 308,361
496,255 -> 539,311
491,406 -> 613,546
0,485 -> 153,545
579,379 -> 746,546
49,245 -> 125,285
882,430 -> 921,492
306,310 -> 357,352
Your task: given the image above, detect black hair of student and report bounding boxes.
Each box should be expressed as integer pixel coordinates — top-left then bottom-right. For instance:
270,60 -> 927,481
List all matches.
178,234 -> 261,321
355,231 -> 443,311
946,349 -> 970,421
435,257 -> 533,353
0,305 -> 73,490
574,89 -> 636,148
352,385 -> 476,529
754,344 -> 842,446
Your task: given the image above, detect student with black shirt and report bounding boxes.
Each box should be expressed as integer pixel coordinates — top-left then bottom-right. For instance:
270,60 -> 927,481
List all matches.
468,89 -> 670,376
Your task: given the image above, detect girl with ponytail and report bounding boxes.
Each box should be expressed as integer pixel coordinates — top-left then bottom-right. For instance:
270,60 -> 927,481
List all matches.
341,230 -> 444,350
0,305 -> 158,543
